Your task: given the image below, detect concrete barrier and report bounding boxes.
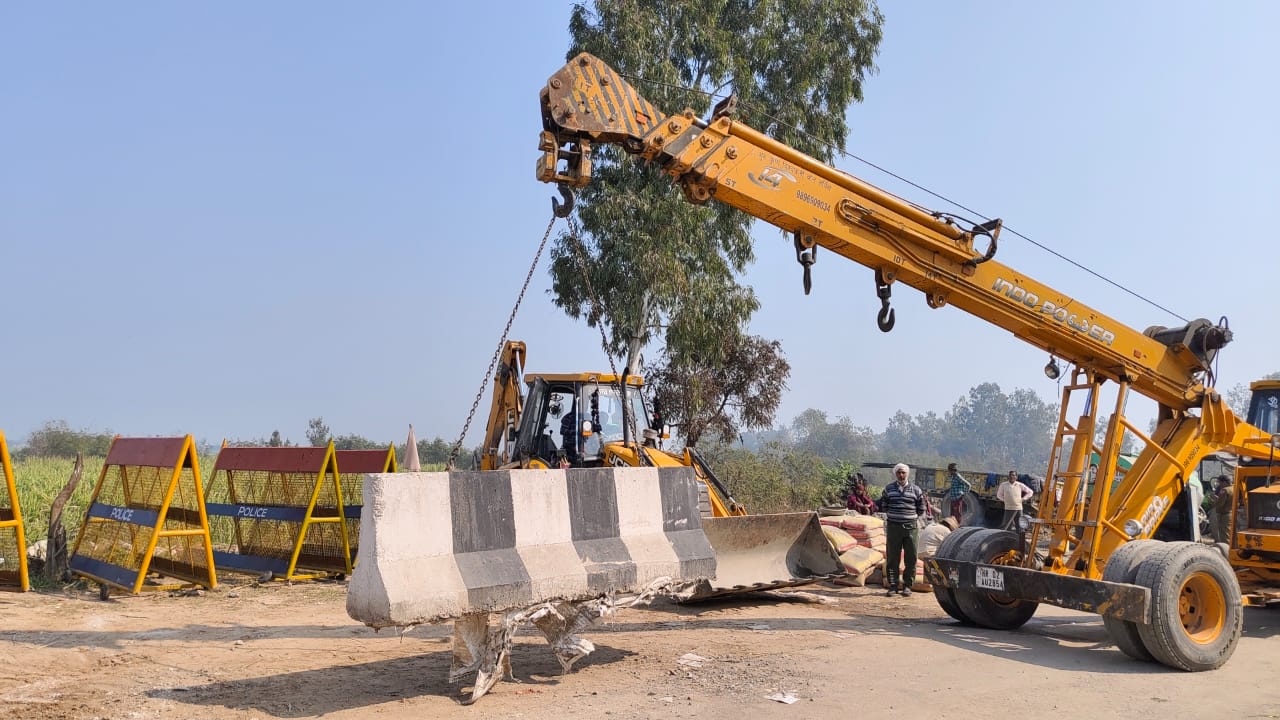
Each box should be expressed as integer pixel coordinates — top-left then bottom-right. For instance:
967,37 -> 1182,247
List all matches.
347,466 -> 715,627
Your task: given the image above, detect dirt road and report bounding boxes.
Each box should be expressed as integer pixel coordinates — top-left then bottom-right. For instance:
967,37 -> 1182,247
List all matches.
1,579 -> 1277,719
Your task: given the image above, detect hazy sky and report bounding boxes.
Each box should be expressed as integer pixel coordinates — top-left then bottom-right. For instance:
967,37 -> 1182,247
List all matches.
4,3 -> 1277,451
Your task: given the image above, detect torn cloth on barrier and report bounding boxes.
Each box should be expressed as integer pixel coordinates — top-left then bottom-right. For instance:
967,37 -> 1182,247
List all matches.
450,576 -> 687,704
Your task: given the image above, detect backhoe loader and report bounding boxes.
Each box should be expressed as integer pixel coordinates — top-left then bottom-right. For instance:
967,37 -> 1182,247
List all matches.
478,340 -> 843,599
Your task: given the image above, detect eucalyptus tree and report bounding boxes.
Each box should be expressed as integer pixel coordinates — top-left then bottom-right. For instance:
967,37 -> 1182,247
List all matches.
546,0 -> 884,442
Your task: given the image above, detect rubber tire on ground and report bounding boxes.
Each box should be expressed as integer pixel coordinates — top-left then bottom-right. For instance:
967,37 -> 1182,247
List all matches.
1133,541 -> 1243,671
1100,539 -> 1163,662
955,529 -> 1039,630
930,526 -> 985,624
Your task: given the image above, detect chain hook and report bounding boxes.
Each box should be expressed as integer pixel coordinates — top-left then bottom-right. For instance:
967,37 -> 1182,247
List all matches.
551,184 -> 576,218
793,231 -> 816,295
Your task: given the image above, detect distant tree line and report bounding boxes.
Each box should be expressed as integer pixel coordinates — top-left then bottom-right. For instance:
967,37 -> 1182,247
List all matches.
12,417 -> 470,469
16,370 -> 1277,512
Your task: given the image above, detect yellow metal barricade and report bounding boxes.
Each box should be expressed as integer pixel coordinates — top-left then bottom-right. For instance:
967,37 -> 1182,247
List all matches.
334,446 -> 396,565
69,436 -> 217,596
204,442 -> 352,580
0,431 -> 29,592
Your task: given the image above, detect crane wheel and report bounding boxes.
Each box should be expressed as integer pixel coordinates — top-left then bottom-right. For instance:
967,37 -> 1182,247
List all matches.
1100,539 -> 1163,662
931,527 -> 985,624
955,529 -> 1039,630
1133,542 -> 1242,671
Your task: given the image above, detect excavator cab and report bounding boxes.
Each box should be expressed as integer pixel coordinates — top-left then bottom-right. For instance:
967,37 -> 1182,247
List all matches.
513,374 -> 654,469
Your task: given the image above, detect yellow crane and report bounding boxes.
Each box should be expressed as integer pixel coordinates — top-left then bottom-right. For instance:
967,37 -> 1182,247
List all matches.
535,53 -> 1279,670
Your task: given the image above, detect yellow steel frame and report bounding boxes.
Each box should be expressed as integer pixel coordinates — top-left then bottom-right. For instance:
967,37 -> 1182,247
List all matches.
70,435 -> 217,595
0,431 -> 29,591
281,442 -> 352,581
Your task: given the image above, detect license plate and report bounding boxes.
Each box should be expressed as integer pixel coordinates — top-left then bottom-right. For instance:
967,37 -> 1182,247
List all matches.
975,566 -> 1005,592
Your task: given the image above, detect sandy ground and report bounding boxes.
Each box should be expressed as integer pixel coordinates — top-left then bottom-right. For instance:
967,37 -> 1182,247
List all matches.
1,578 -> 1278,720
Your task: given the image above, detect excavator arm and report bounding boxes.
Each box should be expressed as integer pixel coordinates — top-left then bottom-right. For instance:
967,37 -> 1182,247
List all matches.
478,340 -> 527,471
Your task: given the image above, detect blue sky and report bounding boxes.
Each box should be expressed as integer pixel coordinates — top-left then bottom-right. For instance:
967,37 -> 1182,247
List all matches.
3,3 -> 1277,451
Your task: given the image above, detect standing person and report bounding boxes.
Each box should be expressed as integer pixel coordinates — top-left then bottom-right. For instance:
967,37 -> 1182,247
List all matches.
846,473 -> 878,515
997,470 -> 1034,531
945,462 -> 971,524
1211,476 -> 1235,544
879,463 -> 926,597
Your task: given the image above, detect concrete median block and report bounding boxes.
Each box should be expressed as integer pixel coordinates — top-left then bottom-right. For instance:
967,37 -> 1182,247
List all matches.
347,467 -> 715,627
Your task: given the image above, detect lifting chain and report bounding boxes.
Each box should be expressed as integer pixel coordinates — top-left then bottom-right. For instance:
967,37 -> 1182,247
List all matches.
447,209 -> 562,470
564,216 -> 649,465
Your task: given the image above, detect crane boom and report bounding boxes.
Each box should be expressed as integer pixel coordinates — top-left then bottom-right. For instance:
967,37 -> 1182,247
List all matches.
537,53 -> 1229,413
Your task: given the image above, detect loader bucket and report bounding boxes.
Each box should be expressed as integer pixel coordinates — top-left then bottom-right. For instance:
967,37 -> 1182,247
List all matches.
679,512 -> 845,601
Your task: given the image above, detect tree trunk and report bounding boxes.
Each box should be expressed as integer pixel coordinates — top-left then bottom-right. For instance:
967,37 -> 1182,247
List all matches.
623,290 -> 652,377
45,453 -> 84,583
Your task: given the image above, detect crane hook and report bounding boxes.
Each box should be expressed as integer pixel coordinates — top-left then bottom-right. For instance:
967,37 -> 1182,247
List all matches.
877,302 -> 896,332
874,268 -> 895,332
551,184 -> 576,218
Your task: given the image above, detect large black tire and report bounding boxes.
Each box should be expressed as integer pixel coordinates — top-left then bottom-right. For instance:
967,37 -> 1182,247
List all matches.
957,492 -> 987,528
931,527 -> 985,624
1133,542 -> 1243,671
1100,540 -> 1163,662
956,529 -> 1039,630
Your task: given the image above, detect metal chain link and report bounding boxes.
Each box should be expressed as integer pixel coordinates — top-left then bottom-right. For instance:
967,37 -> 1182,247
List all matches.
447,214 -> 559,469
564,217 -> 648,464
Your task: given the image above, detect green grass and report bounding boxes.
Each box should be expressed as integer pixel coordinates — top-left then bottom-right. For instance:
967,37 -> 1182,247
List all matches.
12,455 -> 104,550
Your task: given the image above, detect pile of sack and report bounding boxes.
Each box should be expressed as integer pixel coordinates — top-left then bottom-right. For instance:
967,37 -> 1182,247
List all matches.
819,514 -> 956,591
819,514 -> 886,586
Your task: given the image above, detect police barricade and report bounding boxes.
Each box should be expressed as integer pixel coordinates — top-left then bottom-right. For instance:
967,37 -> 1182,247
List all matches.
347,466 -> 716,703
0,431 -> 29,591
204,442 -> 351,581
333,446 -> 397,566
70,436 -> 217,597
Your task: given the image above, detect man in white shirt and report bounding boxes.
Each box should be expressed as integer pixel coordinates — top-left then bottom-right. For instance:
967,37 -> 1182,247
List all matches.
997,471 -> 1034,531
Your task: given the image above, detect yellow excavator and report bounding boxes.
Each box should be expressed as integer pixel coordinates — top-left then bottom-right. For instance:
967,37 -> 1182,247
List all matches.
535,53 -> 1279,670
478,340 -> 843,599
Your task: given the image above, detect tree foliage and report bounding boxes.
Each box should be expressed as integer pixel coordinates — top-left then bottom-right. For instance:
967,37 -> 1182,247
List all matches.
306,417 -> 331,447
16,420 -> 113,460
1223,370 -> 1280,417
549,0 -> 884,425
787,408 -> 877,464
700,442 -> 840,512
868,383 -> 1057,472
647,332 -> 789,446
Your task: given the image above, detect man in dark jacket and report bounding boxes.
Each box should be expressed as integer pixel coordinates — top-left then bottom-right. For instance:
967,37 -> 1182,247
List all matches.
879,462 -> 926,597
